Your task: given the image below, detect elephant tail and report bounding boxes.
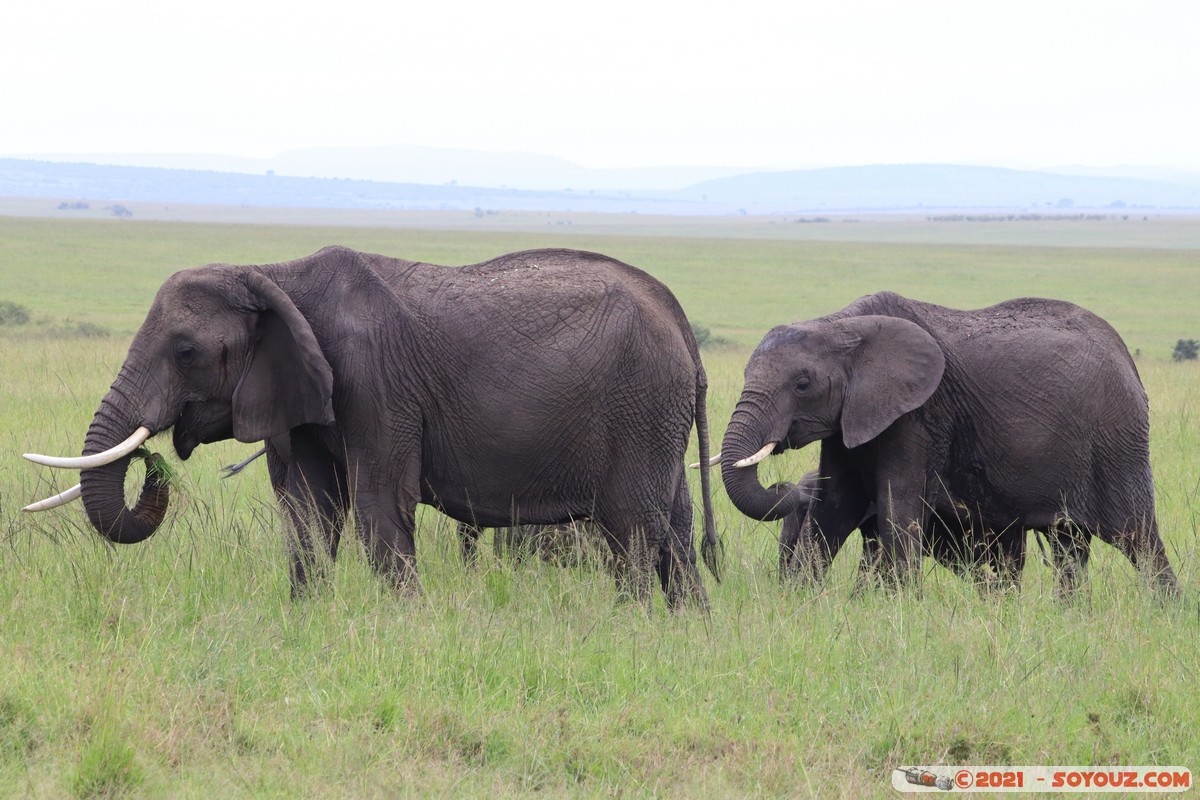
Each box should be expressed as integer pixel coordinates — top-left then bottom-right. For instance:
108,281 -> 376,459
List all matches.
695,369 -> 723,582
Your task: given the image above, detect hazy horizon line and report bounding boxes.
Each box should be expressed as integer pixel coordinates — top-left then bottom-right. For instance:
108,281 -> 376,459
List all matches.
4,146 -> 1199,176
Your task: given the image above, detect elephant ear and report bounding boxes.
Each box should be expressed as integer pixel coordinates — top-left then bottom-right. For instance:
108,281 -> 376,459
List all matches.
232,271 -> 335,442
835,315 -> 945,449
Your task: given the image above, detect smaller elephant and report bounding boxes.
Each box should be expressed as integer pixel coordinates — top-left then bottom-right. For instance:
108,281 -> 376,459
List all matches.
779,472 -> 1026,591
721,291 -> 1178,597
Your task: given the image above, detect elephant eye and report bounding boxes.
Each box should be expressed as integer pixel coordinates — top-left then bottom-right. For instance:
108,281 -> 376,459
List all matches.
794,373 -> 812,393
174,342 -> 198,368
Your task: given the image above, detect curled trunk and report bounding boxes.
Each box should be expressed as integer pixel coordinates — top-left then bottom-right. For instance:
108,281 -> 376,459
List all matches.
79,398 -> 170,544
720,459 -> 804,522
720,403 -> 806,522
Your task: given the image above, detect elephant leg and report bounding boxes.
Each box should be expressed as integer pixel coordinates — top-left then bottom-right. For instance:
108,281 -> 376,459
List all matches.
504,525 -> 539,564
352,454 -> 421,594
596,510 -> 663,611
1097,518 -> 1179,597
613,527 -> 655,609
779,509 -> 804,576
960,527 -> 1017,596
872,515 -> 925,587
936,502 -> 984,576
787,501 -> 861,585
355,498 -> 418,593
458,521 -> 482,567
596,443 -> 686,610
873,475 -> 930,588
492,526 -> 511,561
923,514 -> 972,581
992,527 -> 1026,592
927,507 -> 1002,592
854,516 -> 883,592
267,432 -> 349,599
658,472 -> 708,612
786,446 -> 869,585
1047,518 -> 1092,600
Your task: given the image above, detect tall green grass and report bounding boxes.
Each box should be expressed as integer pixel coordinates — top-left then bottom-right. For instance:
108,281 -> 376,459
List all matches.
1,215 -> 1197,797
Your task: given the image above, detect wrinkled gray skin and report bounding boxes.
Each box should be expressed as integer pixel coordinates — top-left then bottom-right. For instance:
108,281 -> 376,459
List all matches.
79,246 -> 719,609
722,291 -> 1177,595
779,471 -> 1026,591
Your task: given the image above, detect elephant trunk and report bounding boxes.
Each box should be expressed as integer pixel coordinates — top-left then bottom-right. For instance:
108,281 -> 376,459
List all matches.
79,396 -> 170,544
720,401 -> 805,522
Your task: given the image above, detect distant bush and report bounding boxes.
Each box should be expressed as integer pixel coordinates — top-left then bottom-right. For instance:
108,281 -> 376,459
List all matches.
0,301 -> 31,326
71,322 -> 111,338
691,323 -> 730,350
928,213 -> 1111,223
109,204 -> 133,218
1172,339 -> 1199,361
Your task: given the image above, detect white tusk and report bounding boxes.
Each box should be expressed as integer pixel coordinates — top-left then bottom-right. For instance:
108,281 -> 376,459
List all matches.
688,453 -> 722,469
22,483 -> 83,512
23,426 -> 152,470
733,442 -> 777,468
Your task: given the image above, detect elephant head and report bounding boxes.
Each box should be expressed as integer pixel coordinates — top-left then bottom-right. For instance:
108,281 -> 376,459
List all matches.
721,315 -> 944,521
26,265 -> 334,543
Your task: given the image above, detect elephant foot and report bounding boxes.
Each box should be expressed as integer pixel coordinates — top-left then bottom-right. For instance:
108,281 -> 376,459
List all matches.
664,576 -> 710,614
1052,573 -> 1088,605
780,543 -> 831,589
977,578 -> 1023,598
856,562 -> 923,596
1145,571 -> 1181,603
1140,554 -> 1181,601
612,576 -> 653,611
288,562 -> 334,601
677,593 -> 712,615
851,566 -> 902,595
383,568 -> 423,599
612,558 -> 656,613
289,581 -> 323,602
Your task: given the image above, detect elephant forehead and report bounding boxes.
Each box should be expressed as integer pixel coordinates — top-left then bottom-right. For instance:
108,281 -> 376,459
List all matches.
156,269 -> 229,308
148,272 -> 238,330
755,323 -> 838,355
757,325 -> 808,352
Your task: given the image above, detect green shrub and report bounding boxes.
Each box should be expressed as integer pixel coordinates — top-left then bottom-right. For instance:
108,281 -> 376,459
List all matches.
0,696 -> 38,761
70,322 -> 111,338
72,719 -> 143,798
1172,339 -> 1198,361
0,301 -> 30,326
691,322 -> 731,349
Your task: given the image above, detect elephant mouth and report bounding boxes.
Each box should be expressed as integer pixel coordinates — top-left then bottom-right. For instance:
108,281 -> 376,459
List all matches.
172,425 -> 200,461
172,402 -> 233,461
783,424 -> 837,451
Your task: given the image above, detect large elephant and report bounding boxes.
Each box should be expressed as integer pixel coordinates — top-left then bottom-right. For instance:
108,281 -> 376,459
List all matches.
779,471 -> 1027,591
24,246 -> 720,608
720,290 -> 1177,595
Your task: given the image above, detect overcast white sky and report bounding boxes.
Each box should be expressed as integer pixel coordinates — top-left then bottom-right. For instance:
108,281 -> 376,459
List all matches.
2,0 -> 1196,170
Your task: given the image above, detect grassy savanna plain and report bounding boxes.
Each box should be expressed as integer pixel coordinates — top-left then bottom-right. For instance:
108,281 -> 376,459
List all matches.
1,212 -> 1198,798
